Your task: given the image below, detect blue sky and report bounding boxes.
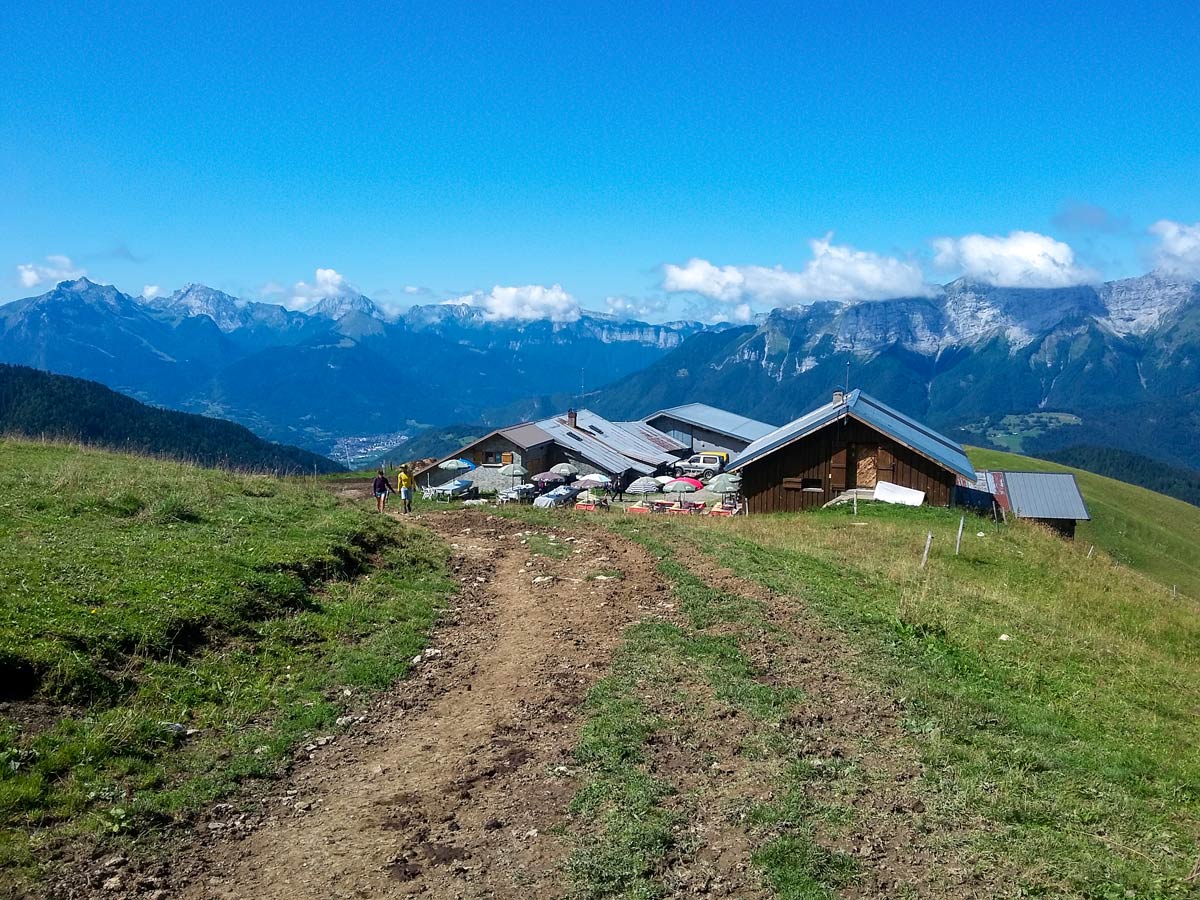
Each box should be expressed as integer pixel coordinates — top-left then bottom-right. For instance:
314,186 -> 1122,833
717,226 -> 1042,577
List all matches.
3,1 -> 1199,321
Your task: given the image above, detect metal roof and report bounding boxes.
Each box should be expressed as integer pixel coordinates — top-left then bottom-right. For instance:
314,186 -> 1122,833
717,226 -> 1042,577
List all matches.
535,414 -> 655,476
728,389 -> 976,481
988,471 -> 1090,521
616,421 -> 690,454
499,422 -> 555,450
570,409 -> 681,466
646,403 -> 777,442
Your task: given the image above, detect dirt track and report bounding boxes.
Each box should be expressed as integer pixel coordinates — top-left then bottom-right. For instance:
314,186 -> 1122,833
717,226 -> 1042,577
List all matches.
70,507 -> 987,899
178,511 -> 662,899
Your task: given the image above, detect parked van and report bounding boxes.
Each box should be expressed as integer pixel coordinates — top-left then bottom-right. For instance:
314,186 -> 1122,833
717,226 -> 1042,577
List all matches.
672,451 -> 730,480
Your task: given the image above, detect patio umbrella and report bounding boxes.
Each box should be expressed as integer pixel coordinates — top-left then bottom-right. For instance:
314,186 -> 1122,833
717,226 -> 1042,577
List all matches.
663,477 -> 703,507
532,471 -> 566,484
654,475 -> 675,485
707,473 -> 742,494
498,462 -> 529,491
551,462 -> 580,477
626,476 -> 660,495
430,457 -> 474,487
576,473 -> 609,487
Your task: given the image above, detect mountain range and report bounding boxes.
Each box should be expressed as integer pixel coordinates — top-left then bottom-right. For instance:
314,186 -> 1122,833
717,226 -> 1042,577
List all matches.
585,273 -> 1200,469
2,272 -> 1198,469
0,279 -> 701,453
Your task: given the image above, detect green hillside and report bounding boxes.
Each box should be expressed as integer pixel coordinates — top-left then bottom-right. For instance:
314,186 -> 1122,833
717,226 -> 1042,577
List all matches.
0,440 -> 449,891
1043,445 -> 1200,507
498,492 -> 1200,895
968,445 -> 1200,600
0,364 -> 341,473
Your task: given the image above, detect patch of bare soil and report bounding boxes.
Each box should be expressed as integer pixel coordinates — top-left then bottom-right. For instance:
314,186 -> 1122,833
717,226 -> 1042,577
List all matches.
165,510 -> 660,899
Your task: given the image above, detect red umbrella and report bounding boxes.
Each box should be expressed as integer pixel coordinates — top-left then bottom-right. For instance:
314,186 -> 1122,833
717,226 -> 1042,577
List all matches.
666,477 -> 704,490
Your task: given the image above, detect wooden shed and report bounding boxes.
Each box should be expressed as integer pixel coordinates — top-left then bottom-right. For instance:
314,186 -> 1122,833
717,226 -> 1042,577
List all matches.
728,389 -> 976,514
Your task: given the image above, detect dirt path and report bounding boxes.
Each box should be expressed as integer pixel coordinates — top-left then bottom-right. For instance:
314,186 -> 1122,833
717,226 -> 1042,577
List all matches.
177,511 -> 660,899
106,506 -> 988,899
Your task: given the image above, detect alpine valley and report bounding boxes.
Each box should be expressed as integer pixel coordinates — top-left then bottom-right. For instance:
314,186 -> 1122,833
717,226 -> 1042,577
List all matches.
2,273 -> 1198,469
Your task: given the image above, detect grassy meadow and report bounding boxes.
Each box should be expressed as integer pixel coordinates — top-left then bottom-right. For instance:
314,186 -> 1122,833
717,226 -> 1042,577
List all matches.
497,457 -> 1200,898
0,439 -> 451,890
968,446 -> 1200,601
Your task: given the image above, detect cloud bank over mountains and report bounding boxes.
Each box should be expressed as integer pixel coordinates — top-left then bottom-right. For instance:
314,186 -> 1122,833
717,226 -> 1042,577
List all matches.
930,230 -> 1097,288
12,219 -> 1200,323
17,255 -> 86,289
444,284 -> 580,322
662,234 -> 934,321
1150,220 -> 1200,278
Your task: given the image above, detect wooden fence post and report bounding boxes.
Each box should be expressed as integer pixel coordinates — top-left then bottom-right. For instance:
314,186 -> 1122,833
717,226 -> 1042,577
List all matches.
955,516 -> 964,555
920,531 -> 933,569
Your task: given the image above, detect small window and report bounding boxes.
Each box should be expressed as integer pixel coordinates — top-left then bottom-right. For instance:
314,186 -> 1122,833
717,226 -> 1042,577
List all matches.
483,450 -> 505,466
802,478 -> 822,492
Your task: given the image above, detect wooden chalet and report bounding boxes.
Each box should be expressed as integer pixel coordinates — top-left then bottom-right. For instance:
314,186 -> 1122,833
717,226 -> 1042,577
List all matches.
728,389 -> 977,513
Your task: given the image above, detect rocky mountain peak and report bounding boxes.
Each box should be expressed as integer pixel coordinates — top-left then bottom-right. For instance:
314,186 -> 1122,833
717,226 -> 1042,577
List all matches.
309,293 -> 383,321
151,284 -> 246,331
1097,272 -> 1199,335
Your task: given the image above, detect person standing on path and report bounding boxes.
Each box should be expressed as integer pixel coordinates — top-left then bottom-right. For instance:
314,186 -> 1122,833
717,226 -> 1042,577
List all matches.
397,464 -> 415,513
372,469 -> 392,513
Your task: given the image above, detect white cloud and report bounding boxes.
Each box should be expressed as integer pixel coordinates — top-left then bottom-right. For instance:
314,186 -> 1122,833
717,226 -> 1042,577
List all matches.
141,284 -> 162,299
605,295 -> 669,320
451,284 -> 580,322
17,254 -> 85,290
286,267 -> 362,310
931,231 -> 1096,288
1148,220 -> 1200,278
662,235 -> 933,307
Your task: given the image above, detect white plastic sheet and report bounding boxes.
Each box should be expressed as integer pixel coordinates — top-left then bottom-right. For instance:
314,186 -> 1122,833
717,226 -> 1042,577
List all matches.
873,481 -> 925,506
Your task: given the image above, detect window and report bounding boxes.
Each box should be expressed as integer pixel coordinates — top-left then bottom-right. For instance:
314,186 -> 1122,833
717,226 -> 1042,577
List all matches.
483,450 -> 505,466
802,478 -> 823,492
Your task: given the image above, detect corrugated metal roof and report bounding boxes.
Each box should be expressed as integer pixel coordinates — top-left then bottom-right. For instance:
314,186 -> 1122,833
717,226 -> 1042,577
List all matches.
646,403 -> 777,442
571,409 -> 681,466
988,471 -> 1090,521
535,416 -> 655,475
616,421 -> 690,454
728,389 -> 976,481
499,422 -> 555,450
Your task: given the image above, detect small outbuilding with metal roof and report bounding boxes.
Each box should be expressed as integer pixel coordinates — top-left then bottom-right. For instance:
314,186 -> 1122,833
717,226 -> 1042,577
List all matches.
728,389 -> 976,513
643,403 -> 777,455
985,470 -> 1090,539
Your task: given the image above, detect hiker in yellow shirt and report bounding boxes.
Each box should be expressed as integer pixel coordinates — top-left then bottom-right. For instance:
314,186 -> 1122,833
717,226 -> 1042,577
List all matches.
397,465 -> 415,513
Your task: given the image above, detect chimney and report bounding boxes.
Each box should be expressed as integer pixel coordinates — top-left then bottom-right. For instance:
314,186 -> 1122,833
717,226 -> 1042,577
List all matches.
567,408 -> 578,428
832,389 -> 844,405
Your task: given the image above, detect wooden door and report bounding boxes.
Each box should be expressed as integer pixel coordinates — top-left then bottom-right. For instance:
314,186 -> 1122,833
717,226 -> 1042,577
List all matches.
831,444 -> 847,492
850,444 -> 878,488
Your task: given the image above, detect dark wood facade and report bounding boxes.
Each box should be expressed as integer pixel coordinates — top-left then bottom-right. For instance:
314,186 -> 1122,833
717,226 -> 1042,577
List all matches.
740,417 -> 957,514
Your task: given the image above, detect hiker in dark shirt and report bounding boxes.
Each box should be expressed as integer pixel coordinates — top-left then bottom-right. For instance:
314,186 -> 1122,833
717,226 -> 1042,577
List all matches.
372,469 -> 392,513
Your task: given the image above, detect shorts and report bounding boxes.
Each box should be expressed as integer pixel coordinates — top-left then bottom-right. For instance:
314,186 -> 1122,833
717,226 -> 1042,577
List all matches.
400,488 -> 412,500
374,490 -> 387,499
